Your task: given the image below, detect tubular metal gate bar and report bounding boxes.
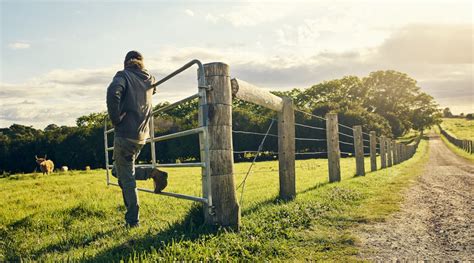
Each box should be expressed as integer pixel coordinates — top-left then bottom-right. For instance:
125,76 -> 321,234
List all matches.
103,59 -> 213,210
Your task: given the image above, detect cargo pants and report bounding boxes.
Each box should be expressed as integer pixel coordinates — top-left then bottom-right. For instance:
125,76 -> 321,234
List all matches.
112,137 -> 154,226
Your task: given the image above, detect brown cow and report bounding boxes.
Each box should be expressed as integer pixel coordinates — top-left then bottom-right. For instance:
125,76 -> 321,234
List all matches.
35,155 -> 55,175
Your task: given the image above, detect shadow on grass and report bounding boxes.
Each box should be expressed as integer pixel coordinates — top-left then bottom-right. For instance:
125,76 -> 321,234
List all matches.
298,181 -> 329,195
241,181 -> 330,217
84,204 -> 216,262
31,227 -> 121,261
86,182 -> 337,262
86,182 -> 331,261
241,196 -> 288,216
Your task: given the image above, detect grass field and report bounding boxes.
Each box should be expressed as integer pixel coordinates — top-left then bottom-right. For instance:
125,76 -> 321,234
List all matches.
1,140 -> 428,261
440,118 -> 474,140
435,126 -> 474,162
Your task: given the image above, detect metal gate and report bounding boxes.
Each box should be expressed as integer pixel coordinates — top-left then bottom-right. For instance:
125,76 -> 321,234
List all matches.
103,59 -> 213,213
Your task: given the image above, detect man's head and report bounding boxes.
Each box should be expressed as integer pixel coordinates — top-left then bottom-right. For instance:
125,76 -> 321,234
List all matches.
124,50 -> 144,70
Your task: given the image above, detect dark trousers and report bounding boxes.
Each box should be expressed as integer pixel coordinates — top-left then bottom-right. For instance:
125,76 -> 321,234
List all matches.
112,137 -> 154,226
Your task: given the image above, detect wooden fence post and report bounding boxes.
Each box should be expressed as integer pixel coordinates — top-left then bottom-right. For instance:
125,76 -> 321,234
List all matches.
404,144 -> 408,161
380,136 -> 387,169
397,143 -> 402,162
401,144 -> 406,162
387,139 -> 393,167
278,97 -> 296,200
393,141 -> 399,165
326,113 -> 341,182
201,62 -> 240,229
369,131 -> 377,171
399,144 -> 403,162
353,125 -> 365,176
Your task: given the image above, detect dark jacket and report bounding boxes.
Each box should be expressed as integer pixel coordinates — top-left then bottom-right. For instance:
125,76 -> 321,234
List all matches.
106,67 -> 156,141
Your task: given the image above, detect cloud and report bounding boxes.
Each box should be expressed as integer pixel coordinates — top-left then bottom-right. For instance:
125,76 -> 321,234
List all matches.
0,66 -> 116,128
375,24 -> 473,64
8,42 -> 31,50
1,23 -> 472,128
184,9 -> 194,17
205,13 -> 218,24
204,3 -> 295,27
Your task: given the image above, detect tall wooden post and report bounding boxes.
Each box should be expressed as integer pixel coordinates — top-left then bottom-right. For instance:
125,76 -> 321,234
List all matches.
369,131 -> 377,172
393,141 -> 399,165
278,97 -> 296,200
386,138 -> 393,167
380,136 -> 387,169
200,62 -> 240,229
353,125 -> 365,176
398,142 -> 402,162
399,144 -> 403,162
400,144 -> 406,162
326,113 -> 341,182
406,145 -> 410,158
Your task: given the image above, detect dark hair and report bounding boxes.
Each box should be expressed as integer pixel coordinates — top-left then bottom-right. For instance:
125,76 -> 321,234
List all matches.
124,50 -> 144,70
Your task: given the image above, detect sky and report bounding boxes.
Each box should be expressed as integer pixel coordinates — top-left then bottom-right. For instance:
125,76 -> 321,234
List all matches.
1,0 -> 473,129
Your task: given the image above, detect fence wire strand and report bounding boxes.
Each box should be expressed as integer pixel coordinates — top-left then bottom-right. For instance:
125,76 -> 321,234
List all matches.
339,141 -> 354,146
338,132 -> 354,139
232,130 -> 279,138
295,137 -> 326,142
294,122 -> 326,131
338,123 -> 354,131
294,109 -> 327,122
236,119 -> 276,208
233,150 -> 279,155
295,152 -> 327,155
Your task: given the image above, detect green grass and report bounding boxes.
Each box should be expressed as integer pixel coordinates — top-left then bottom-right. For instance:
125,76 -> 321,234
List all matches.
1,140 -> 429,261
441,118 -> 474,140
435,126 -> 474,162
396,129 -> 419,143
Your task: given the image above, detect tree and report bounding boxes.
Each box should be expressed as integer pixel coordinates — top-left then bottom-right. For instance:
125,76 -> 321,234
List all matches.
293,76 -> 392,136
410,93 -> 442,131
0,70 -> 443,173
44,124 -> 59,132
362,70 -> 439,136
76,112 -> 108,128
443,107 -> 453,118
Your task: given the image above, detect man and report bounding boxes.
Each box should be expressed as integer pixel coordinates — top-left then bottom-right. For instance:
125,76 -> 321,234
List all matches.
106,50 -> 168,228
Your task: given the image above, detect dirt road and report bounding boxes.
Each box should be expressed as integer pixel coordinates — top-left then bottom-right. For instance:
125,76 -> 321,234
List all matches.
358,132 -> 473,261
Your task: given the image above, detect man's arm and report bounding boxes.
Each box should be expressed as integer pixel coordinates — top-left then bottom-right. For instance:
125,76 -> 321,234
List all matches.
106,72 -> 127,126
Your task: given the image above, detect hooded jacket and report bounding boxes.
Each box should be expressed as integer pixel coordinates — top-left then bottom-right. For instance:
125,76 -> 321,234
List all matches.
106,67 -> 157,142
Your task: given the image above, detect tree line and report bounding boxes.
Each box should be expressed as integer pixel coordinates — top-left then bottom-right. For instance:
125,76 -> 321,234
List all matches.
0,70 -> 441,174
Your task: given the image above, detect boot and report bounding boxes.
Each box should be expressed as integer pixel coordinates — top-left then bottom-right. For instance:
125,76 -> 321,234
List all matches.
150,168 -> 168,193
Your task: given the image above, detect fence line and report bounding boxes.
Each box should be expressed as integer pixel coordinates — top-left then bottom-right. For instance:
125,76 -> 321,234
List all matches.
104,60 -> 424,230
438,124 -> 473,154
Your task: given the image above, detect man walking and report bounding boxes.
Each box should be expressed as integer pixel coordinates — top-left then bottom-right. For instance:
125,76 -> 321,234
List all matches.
107,50 -> 168,228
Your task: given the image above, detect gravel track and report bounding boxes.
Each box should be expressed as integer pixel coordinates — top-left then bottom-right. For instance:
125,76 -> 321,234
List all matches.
358,132 -> 473,261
